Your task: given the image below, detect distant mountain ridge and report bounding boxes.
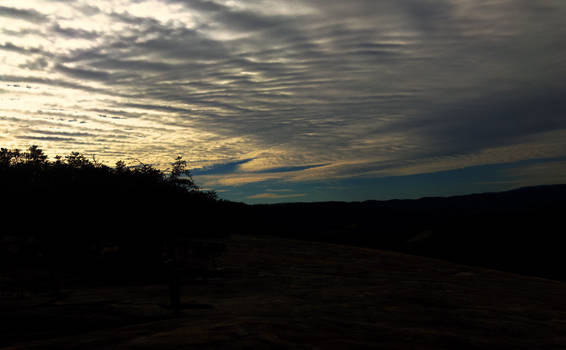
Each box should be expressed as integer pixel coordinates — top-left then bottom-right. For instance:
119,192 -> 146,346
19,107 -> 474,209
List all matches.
258,184 -> 566,208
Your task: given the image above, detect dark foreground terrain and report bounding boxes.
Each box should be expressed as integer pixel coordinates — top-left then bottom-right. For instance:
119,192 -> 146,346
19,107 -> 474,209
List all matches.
248,185 -> 566,282
2,235 -> 566,349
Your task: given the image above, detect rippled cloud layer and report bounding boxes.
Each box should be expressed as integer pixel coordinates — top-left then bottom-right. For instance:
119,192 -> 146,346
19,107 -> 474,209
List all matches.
2,0 -> 566,201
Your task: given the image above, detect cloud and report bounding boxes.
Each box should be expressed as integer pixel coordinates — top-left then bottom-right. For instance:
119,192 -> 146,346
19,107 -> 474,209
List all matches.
254,163 -> 329,174
167,0 -> 291,31
377,83 -> 566,159
16,135 -> 75,142
247,192 -> 306,200
0,43 -> 51,56
27,129 -> 95,138
50,24 -> 99,40
54,64 -> 113,82
2,28 -> 43,37
1,74 -> 135,98
1,0 -> 566,197
19,57 -> 49,71
192,158 -> 255,175
499,158 -> 566,187
0,5 -> 48,23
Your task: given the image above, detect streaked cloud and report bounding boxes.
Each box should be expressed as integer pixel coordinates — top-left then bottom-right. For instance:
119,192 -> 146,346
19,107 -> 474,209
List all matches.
247,192 -> 306,200
0,5 -> 48,23
192,158 -> 255,176
498,159 -> 566,188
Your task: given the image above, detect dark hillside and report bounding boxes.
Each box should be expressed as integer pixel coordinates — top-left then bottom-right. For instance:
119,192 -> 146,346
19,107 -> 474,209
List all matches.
1,146 -> 566,349
2,235 -> 566,349
245,185 -> 566,282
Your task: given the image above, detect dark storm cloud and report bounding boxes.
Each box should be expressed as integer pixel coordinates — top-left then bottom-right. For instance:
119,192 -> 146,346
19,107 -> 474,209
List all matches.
0,5 -> 48,23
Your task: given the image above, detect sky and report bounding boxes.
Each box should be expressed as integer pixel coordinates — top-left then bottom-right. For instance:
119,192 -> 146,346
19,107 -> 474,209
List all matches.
1,0 -> 566,203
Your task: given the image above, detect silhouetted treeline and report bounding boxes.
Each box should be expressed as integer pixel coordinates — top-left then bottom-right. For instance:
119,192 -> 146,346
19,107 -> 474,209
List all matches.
242,185 -> 566,282
0,146 -> 232,285
3,145 -> 565,285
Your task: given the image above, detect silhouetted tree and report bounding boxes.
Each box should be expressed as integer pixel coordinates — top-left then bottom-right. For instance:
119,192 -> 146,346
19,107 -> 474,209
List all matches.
168,155 -> 199,192
115,160 -> 127,173
0,148 -> 13,167
24,145 -> 47,165
65,152 -> 91,168
170,156 -> 187,178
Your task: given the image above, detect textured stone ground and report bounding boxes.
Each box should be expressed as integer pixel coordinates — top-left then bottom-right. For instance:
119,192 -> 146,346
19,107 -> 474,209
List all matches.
2,235 -> 566,349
